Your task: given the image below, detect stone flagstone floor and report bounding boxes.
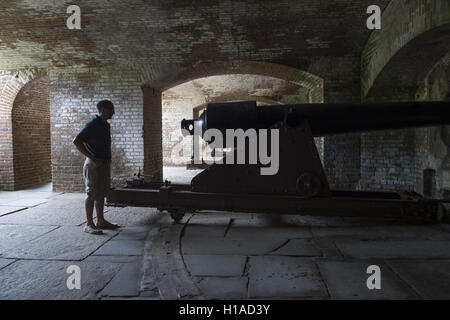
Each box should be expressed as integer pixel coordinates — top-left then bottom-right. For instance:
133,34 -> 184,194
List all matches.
1,179 -> 450,300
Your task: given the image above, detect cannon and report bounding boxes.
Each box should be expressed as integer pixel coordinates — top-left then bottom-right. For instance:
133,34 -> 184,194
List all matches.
181,101 -> 450,137
107,101 -> 450,222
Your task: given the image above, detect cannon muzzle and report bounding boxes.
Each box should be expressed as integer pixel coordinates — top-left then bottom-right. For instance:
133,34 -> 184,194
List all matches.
182,101 -> 450,137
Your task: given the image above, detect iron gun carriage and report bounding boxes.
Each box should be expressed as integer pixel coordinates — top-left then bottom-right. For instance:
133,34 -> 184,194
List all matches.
107,101 -> 450,222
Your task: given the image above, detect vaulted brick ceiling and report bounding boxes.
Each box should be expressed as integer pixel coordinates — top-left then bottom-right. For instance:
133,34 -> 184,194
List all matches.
0,0 -> 390,70
163,74 -> 309,104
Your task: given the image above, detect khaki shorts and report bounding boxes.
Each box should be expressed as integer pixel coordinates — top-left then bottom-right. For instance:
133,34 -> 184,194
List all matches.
83,158 -> 111,201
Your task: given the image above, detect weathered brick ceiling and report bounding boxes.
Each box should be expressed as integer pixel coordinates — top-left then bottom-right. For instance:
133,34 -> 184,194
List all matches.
163,74 -> 310,104
0,0 -> 391,70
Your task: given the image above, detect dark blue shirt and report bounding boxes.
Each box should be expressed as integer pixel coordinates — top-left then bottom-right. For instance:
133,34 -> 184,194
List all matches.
76,116 -> 111,160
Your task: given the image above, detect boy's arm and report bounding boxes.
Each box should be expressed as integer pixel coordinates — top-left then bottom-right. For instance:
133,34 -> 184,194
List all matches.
73,137 -> 102,167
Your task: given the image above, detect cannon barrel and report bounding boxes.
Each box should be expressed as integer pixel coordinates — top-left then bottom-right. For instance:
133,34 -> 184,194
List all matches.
181,101 -> 450,137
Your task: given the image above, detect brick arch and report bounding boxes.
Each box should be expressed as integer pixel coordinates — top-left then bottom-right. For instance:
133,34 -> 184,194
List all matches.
161,72 -> 316,167
0,69 -> 48,190
360,25 -> 450,193
12,76 -> 51,190
142,61 -> 324,179
144,61 -> 324,103
365,23 -> 450,102
359,1 -> 450,194
362,0 -> 450,99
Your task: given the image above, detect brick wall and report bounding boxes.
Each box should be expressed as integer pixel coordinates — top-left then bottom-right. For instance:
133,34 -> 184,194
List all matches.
324,133 -> 361,190
162,92 -> 200,167
50,66 -> 145,192
12,76 -> 51,190
0,75 -> 14,190
308,55 -> 363,190
361,129 -> 416,191
142,86 -> 163,181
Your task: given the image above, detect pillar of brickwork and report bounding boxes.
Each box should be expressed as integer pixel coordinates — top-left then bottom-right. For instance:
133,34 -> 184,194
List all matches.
142,86 -> 163,181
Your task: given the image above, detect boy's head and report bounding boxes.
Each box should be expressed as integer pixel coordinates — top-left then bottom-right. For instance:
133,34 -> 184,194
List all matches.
97,100 -> 115,119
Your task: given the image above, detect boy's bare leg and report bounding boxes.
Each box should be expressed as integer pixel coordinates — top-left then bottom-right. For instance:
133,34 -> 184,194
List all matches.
85,198 -> 96,227
96,198 -> 119,228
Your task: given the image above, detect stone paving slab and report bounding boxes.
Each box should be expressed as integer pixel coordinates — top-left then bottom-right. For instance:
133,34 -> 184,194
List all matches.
2,226 -> 119,260
0,206 -> 26,217
195,277 -> 248,299
41,193 -> 85,201
0,224 -> 58,255
183,225 -> 229,238
191,212 -> 284,228
312,225 -> 450,240
0,259 -> 15,270
336,240 -> 450,259
114,226 -> 150,240
52,193 -> 86,199
0,206 -> 88,226
317,260 -> 417,299
438,224 -> 450,233
152,225 -> 203,299
230,213 -> 286,227
387,260 -> 450,299
0,190 -> 60,203
312,238 -> 344,259
182,235 -> 286,255
247,256 -> 328,298
5,198 -> 50,208
268,239 -> 322,257
0,260 -> 123,300
140,228 -> 160,298
341,217 -> 409,225
184,254 -> 247,276
93,239 -> 144,256
0,198 -> 23,206
24,191 -> 62,198
84,255 -> 141,263
34,193 -> 89,209
36,199 -> 90,210
188,213 -> 232,226
278,215 -> 350,227
225,225 -> 312,240
103,207 -> 166,227
100,262 -> 142,297
0,192 -> 28,204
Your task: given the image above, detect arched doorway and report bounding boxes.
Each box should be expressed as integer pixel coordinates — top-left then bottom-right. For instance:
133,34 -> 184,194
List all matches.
12,76 -> 51,190
141,61 -> 324,181
0,70 -> 49,191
